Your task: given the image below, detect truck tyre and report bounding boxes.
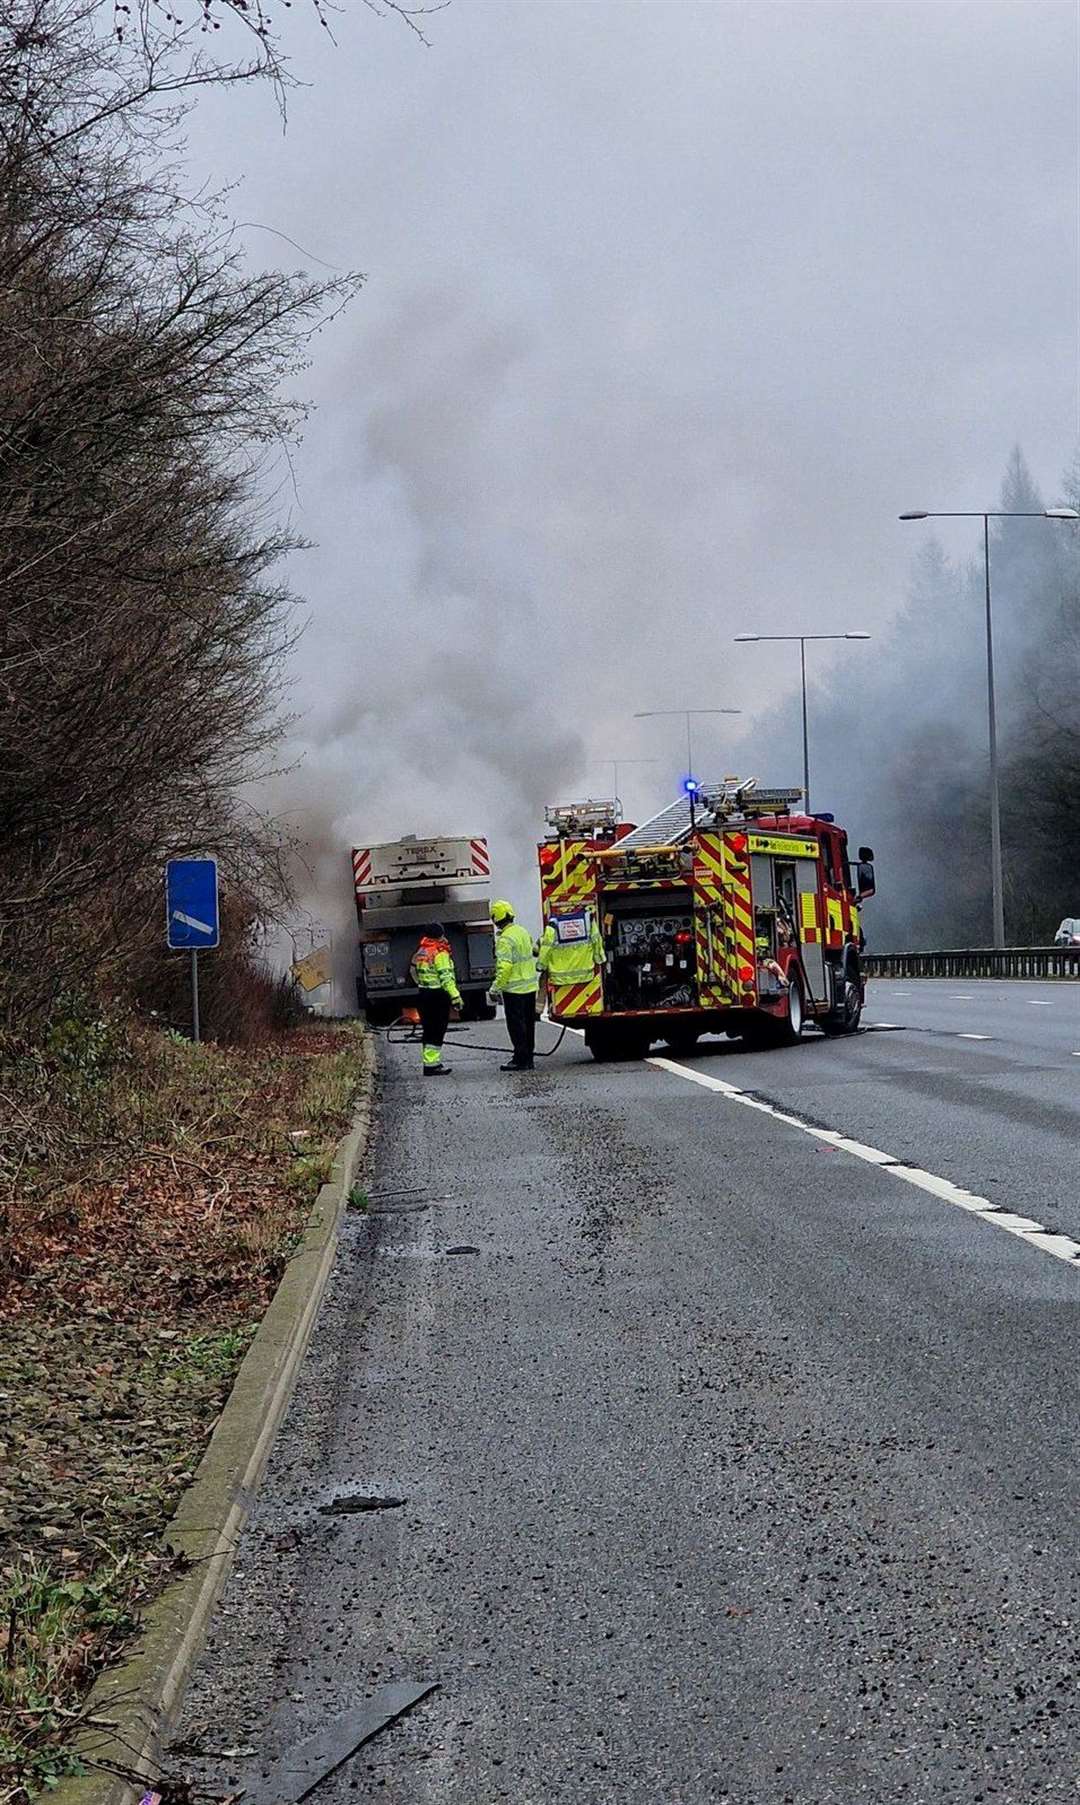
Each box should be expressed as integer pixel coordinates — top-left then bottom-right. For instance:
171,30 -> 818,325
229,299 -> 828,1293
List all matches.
771,975 -> 805,1047
821,955 -> 863,1037
364,1000 -> 400,1028
460,994 -> 496,1023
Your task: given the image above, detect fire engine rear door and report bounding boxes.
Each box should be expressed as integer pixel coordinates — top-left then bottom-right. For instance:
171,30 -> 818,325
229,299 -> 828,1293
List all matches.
795,859 -> 829,1004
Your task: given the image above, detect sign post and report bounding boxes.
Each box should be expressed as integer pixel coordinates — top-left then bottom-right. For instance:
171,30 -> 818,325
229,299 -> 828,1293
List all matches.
190,949 -> 201,1043
166,858 -> 220,1042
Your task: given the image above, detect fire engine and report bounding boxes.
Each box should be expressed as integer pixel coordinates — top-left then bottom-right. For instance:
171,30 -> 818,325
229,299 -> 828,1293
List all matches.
537,781 -> 875,1061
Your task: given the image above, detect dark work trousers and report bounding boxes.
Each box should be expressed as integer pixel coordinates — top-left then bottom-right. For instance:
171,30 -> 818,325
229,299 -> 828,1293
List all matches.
503,991 -> 537,1068
417,988 -> 452,1066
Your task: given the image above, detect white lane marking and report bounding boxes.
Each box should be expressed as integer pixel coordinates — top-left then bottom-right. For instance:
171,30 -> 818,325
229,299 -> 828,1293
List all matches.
647,1055 -> 1080,1269
950,993 -> 974,1000
958,1032 -> 991,1040
1030,1000 -> 1054,1006
868,1021 -> 902,1029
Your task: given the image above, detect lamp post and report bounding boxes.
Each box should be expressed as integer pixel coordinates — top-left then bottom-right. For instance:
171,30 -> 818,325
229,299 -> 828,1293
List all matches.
732,632 -> 871,812
602,757 -> 659,813
633,708 -> 742,786
899,507 -> 1078,948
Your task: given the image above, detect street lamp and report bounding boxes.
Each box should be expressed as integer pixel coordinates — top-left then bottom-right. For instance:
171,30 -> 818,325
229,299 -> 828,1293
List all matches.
601,757 -> 659,812
899,507 -> 1079,948
732,632 -> 871,812
633,707 -> 742,786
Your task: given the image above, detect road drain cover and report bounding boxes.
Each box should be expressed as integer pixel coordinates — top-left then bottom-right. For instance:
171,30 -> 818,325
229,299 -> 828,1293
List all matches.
319,1494 -> 405,1515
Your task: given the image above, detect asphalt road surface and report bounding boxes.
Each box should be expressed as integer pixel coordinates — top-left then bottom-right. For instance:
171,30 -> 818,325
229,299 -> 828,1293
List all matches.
175,982 -> 1080,1805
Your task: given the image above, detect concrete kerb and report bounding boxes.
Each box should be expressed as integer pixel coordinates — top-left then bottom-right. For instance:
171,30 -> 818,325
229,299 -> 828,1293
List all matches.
57,1037 -> 376,1805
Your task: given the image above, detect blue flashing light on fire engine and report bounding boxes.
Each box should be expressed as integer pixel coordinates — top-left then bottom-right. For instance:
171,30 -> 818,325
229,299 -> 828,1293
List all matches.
682,776 -> 700,796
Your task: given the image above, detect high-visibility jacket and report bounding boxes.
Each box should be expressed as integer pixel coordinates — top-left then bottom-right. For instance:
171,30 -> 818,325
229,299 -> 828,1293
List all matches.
411,937 -> 462,1006
492,922 -> 539,995
538,920 -> 603,988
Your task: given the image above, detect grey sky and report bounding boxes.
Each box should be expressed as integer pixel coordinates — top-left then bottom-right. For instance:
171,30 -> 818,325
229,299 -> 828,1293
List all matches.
191,0 -> 1079,933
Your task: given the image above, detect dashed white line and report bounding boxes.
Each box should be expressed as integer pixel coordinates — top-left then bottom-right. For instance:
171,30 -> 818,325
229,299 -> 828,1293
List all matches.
648,1055 -> 1080,1271
1030,1000 -> 1054,1007
957,1032 -> 991,1040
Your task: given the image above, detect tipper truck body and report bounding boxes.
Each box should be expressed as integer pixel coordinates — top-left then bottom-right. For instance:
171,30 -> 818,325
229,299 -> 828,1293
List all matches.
351,834 -> 496,1025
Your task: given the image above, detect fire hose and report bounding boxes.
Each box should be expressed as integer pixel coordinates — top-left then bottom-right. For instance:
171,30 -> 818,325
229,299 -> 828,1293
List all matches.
376,1009 -> 568,1059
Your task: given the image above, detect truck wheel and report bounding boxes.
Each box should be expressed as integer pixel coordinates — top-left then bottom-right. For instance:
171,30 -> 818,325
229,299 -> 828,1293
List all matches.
771,976 -> 805,1047
821,975 -> 863,1036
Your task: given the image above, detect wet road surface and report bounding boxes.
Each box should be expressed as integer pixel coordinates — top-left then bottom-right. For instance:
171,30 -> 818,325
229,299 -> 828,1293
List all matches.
175,993 -> 1080,1804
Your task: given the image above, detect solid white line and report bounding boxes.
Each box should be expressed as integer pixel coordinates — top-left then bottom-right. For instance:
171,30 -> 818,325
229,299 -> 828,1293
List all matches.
647,1055 -> 1080,1270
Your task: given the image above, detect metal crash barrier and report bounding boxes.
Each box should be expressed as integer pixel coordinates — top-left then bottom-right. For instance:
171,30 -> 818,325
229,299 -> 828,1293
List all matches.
863,946 -> 1080,981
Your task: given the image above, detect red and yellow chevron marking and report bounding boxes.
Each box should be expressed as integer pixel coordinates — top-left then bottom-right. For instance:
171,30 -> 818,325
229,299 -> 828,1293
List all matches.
549,973 -> 603,1018
825,895 -> 844,948
694,914 -> 732,1007
539,839 -> 595,909
721,835 -> 756,990
800,890 -> 820,944
692,832 -> 726,902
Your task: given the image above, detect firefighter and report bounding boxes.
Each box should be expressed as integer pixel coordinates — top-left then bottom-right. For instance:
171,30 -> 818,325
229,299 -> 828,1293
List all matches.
537,908 -> 604,994
490,900 -> 539,1071
409,923 -> 462,1076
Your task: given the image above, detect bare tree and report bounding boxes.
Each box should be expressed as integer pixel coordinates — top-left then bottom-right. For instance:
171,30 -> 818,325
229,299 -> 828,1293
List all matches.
0,0 -> 362,1026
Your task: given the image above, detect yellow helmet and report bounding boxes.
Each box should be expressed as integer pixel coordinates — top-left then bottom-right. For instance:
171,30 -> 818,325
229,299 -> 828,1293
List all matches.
491,900 -> 514,924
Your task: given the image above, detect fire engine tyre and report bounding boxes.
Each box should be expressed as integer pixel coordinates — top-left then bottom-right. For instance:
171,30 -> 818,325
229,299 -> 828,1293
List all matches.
821,972 -> 863,1036
772,975 -> 805,1047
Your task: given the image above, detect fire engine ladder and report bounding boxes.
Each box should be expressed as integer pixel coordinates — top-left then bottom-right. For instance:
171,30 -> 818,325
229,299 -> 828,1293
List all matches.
616,780 -> 803,852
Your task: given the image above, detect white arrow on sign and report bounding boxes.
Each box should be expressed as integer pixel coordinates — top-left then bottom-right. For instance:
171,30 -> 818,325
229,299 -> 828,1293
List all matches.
171,908 -> 215,936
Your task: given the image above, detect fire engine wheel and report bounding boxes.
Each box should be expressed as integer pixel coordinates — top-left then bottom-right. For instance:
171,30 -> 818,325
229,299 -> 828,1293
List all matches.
821,977 -> 863,1036
773,976 -> 805,1046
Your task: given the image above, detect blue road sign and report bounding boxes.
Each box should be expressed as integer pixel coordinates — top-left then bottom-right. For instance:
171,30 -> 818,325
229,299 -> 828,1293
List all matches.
166,857 -> 220,950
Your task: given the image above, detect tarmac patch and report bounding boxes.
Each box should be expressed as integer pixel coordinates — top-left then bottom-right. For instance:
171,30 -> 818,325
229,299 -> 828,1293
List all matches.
318,1492 -> 405,1515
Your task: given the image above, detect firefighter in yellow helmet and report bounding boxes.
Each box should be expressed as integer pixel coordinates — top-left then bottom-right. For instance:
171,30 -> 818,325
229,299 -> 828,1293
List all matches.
490,900 -> 539,1071
409,922 -> 462,1076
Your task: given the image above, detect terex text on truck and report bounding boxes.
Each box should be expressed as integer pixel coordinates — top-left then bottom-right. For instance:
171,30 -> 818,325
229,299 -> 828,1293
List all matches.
538,781 -> 875,1060
351,833 -> 496,1025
